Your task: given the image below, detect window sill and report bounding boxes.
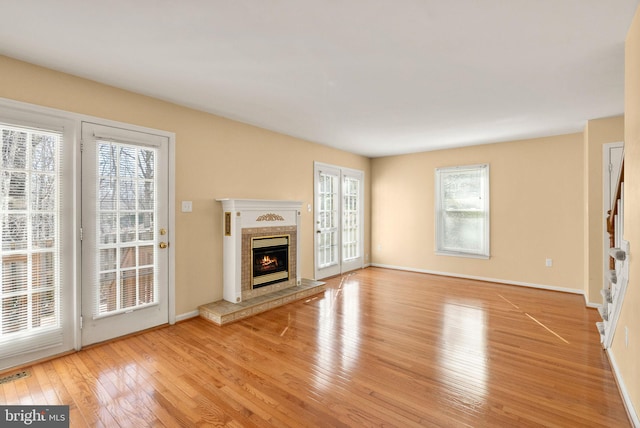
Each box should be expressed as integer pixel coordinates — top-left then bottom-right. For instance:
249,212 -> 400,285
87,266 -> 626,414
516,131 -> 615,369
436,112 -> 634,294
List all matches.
436,250 -> 490,260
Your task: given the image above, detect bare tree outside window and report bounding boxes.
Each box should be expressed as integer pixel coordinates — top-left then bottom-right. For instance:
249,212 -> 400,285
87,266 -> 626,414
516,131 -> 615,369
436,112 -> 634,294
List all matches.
96,142 -> 156,315
0,126 -> 60,337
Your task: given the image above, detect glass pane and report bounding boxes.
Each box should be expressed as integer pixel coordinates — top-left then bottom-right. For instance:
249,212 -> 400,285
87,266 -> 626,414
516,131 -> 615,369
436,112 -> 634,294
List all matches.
120,246 -> 136,268
138,181 -> 154,210
31,173 -> 56,211
120,270 -> 137,309
120,179 -> 136,210
100,249 -> 117,271
32,213 -> 55,248
138,149 -> 154,179
4,172 -> 27,210
2,255 -> 27,293
443,170 -> 483,211
33,252 -> 54,289
100,213 -> 117,245
138,213 -> 154,241
2,295 -> 27,334
2,214 -> 27,250
99,178 -> 116,210
31,134 -> 56,172
120,213 -> 136,243
139,267 -> 154,304
98,144 -> 116,177
443,211 -> 483,252
2,130 -> 27,169
99,272 -> 117,313
139,245 -> 154,266
32,290 -> 56,328
119,147 -> 136,177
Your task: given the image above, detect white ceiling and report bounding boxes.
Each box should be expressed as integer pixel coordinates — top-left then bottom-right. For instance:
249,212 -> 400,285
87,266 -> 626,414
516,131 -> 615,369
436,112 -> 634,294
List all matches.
0,1 -> 638,157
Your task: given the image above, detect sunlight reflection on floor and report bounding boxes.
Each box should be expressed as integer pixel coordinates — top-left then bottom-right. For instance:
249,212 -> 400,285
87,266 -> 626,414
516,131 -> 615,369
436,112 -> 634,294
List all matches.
439,302 -> 488,405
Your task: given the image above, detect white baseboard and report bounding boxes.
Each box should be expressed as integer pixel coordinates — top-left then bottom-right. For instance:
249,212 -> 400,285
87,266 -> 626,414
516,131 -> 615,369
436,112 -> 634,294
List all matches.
585,301 -> 602,309
370,263 -> 585,296
176,310 -> 199,322
606,348 -> 640,427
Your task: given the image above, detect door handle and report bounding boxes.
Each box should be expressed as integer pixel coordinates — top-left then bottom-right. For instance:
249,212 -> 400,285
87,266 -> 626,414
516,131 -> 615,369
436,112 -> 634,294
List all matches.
159,242 -> 168,249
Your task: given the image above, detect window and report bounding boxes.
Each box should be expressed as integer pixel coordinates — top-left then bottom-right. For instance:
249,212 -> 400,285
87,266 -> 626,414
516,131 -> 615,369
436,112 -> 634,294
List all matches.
435,164 -> 489,258
0,121 -> 68,359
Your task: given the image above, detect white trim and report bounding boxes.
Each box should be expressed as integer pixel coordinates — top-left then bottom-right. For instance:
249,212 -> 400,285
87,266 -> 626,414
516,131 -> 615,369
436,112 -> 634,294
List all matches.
168,130 -> 176,325
176,310 -> 200,322
370,263 -> 585,295
606,348 -> 640,427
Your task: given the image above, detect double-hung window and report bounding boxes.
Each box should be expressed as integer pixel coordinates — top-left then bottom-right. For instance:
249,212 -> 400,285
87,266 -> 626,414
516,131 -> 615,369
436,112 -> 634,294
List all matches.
435,164 -> 490,258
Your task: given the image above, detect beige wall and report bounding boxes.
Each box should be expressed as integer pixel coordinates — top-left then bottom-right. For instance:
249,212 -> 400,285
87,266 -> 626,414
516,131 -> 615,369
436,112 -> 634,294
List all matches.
584,116 -> 625,304
371,133 -> 585,290
612,4 -> 640,419
0,55 -> 371,316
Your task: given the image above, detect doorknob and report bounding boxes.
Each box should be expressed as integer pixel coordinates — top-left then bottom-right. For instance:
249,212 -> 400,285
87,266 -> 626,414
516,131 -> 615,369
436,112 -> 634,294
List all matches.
159,242 -> 168,249
316,230 -> 321,234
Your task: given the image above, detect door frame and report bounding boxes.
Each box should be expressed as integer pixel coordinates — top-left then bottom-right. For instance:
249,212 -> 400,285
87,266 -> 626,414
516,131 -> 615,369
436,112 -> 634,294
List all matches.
79,120 -> 175,346
313,162 -> 365,280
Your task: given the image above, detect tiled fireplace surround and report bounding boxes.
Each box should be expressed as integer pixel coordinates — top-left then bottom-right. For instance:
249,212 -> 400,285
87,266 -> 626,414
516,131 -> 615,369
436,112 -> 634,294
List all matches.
240,225 -> 298,301
198,199 -> 325,325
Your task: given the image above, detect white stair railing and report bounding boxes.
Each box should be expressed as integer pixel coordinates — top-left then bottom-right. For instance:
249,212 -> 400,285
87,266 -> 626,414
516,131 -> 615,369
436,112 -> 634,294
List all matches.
598,161 -> 627,349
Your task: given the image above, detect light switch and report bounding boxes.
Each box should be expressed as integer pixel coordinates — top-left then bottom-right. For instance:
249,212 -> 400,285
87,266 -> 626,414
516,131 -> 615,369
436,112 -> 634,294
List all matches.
182,201 -> 193,212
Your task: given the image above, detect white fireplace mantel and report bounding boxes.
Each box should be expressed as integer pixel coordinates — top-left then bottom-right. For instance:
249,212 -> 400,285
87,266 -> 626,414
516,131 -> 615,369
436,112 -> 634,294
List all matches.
217,199 -> 302,303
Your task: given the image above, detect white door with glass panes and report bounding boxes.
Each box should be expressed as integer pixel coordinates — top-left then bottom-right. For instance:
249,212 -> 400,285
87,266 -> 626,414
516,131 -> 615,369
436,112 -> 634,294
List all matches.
81,123 -> 169,346
314,162 -> 364,279
0,112 -> 74,371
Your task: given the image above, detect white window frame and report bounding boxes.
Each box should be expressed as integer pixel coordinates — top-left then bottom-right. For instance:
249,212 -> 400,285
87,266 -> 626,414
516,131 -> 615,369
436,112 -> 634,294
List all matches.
0,101 -> 76,370
435,163 -> 490,259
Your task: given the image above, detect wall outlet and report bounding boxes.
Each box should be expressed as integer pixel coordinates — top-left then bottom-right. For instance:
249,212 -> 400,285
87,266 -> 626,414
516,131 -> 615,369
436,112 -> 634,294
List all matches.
181,201 -> 193,212
545,258 -> 553,267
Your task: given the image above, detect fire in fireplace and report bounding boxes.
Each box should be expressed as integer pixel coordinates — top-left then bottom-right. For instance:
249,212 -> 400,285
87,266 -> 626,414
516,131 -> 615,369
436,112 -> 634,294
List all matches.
252,235 -> 290,288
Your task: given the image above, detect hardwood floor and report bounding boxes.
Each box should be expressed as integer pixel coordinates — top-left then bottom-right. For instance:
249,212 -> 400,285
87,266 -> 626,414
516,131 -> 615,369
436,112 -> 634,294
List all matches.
0,267 -> 630,427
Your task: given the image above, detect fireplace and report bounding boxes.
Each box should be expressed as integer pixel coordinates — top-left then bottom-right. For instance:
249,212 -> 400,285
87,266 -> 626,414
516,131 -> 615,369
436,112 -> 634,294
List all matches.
217,199 -> 301,303
252,235 -> 289,288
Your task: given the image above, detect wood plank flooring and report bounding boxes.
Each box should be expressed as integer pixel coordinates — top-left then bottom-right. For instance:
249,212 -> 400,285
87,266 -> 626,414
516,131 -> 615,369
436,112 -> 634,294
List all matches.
0,267 -> 630,427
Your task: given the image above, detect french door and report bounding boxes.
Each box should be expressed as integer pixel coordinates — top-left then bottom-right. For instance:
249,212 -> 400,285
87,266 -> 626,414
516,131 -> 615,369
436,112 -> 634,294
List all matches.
314,162 -> 364,280
81,123 -> 169,346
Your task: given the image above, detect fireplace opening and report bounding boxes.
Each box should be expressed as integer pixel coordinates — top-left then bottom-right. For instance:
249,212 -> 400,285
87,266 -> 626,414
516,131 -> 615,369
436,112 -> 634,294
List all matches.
252,235 -> 290,289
